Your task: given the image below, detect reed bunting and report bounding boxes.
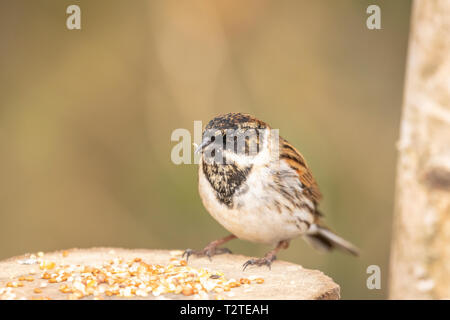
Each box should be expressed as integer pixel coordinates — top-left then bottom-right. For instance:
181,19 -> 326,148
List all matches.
183,113 -> 359,269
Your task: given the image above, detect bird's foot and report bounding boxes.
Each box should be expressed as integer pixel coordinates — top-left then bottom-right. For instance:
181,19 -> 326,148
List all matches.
182,246 -> 232,262
242,255 -> 276,271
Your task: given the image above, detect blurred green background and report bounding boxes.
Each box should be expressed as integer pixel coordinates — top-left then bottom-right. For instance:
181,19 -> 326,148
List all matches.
0,1 -> 412,299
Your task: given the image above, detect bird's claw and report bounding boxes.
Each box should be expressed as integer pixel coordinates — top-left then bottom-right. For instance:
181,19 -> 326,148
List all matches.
182,247 -> 232,262
182,249 -> 195,261
242,255 -> 276,271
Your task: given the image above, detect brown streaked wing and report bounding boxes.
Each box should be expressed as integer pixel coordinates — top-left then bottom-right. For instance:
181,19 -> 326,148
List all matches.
279,137 -> 322,204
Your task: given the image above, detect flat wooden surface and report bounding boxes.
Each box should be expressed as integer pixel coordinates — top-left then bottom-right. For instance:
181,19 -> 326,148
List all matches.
0,247 -> 340,300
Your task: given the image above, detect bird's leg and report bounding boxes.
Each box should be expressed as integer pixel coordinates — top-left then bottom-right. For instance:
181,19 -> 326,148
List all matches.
243,240 -> 290,271
183,234 -> 236,261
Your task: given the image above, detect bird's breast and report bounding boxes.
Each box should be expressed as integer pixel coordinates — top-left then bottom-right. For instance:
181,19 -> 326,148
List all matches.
198,160 -> 313,244
201,159 -> 252,208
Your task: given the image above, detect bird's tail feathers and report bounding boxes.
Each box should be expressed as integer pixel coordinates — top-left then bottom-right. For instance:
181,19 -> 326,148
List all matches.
305,224 -> 359,256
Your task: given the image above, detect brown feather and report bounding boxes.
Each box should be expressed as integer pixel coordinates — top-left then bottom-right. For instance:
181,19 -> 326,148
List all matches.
279,137 -> 322,205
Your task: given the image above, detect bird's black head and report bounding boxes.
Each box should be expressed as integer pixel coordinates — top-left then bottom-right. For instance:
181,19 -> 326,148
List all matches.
204,113 -> 268,132
198,113 -> 269,163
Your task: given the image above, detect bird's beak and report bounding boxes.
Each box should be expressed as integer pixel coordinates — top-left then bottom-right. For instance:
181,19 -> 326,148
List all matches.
194,139 -> 210,154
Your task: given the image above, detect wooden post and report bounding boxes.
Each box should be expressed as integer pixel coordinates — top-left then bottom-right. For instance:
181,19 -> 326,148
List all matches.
0,248 -> 340,300
389,0 -> 450,299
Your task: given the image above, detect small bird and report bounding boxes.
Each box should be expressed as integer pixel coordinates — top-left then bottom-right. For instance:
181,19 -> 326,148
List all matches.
184,113 -> 359,269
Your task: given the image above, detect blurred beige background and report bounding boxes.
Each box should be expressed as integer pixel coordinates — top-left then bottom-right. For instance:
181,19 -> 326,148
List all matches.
0,1 -> 411,299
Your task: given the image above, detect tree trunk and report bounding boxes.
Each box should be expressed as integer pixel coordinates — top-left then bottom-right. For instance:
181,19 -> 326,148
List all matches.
389,0 -> 450,299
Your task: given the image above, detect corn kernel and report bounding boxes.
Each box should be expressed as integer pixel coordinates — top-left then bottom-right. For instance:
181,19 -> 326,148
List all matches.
182,287 -> 194,296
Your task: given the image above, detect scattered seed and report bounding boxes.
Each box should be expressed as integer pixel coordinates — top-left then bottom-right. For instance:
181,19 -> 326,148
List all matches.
182,287 -> 194,296
39,261 -> 55,270
1,253 -> 265,300
19,276 -> 34,282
